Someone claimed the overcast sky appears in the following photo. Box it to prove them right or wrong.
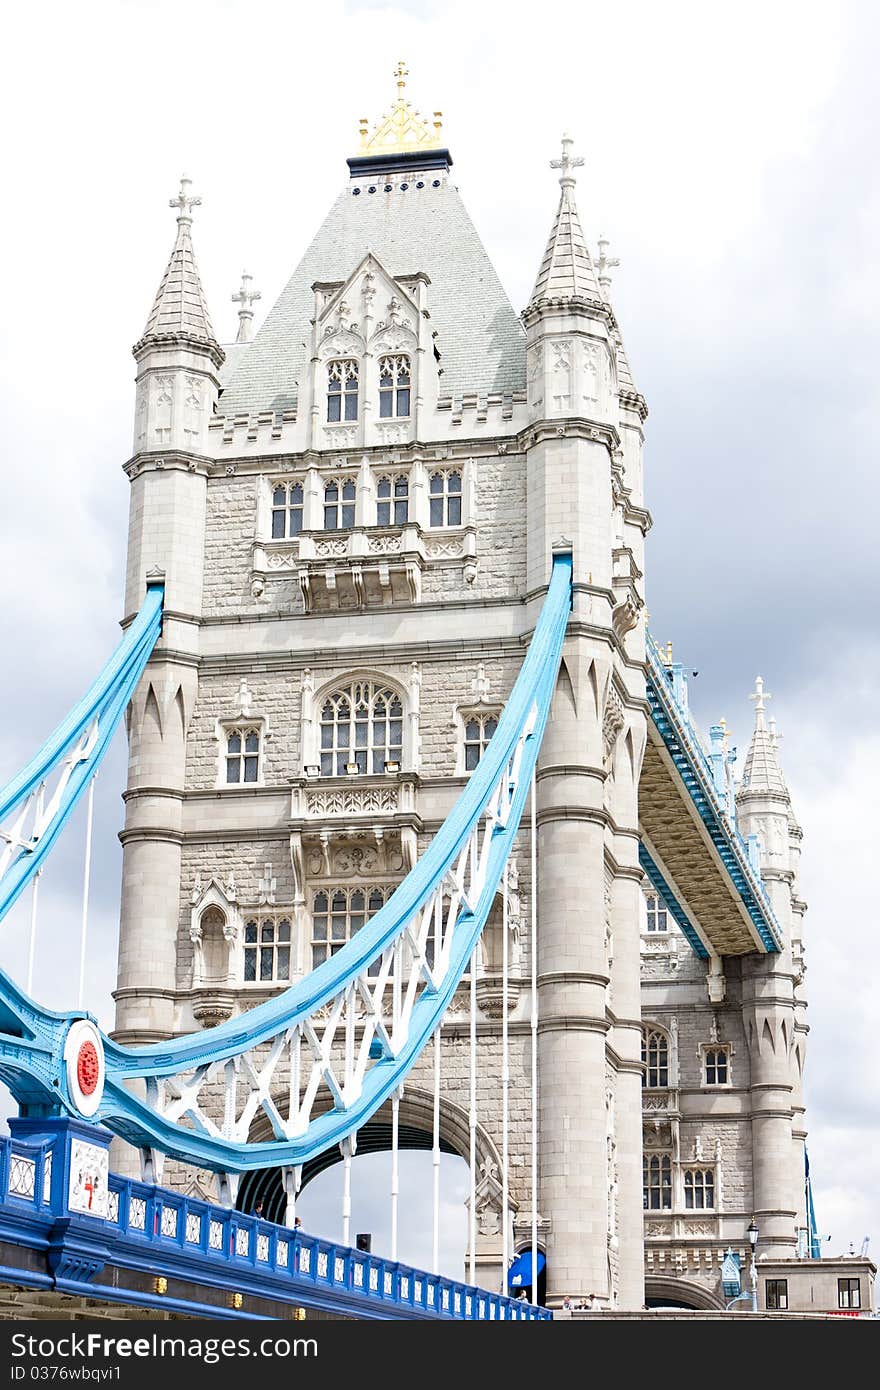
[1,0,878,1280]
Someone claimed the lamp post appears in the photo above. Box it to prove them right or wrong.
[747,1218,759,1312]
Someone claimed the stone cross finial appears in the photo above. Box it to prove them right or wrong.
[550,133,584,188]
[170,175,201,224]
[596,235,621,291]
[749,675,771,722]
[232,271,261,344]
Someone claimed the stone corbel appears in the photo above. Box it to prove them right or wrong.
[289,831,305,902]
[401,826,418,871]
[297,567,311,612]
[351,564,365,607]
[612,591,642,640]
[319,830,332,878]
[707,954,726,1004]
[405,559,421,603]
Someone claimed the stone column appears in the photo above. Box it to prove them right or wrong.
[536,637,610,1304]
[741,953,798,1254]
[608,712,647,1308]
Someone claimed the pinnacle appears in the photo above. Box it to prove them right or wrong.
[529,184,602,305]
[137,177,222,360]
[740,676,789,797]
[529,136,602,307]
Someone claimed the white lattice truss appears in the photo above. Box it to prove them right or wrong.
[0,719,98,886]
[141,703,537,1170]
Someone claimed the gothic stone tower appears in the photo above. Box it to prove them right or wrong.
[115,71,808,1311]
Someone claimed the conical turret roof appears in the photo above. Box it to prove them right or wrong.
[136,177,223,364]
[529,136,602,306]
[740,677,789,797]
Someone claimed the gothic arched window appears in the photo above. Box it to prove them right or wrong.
[463,712,499,772]
[703,1047,730,1086]
[429,470,462,527]
[327,359,359,422]
[641,1028,669,1088]
[243,916,291,983]
[645,894,667,933]
[226,726,261,784]
[324,478,356,530]
[272,482,304,539]
[311,886,388,970]
[378,355,411,418]
[376,474,409,526]
[643,1153,672,1210]
[319,680,404,776]
[684,1168,715,1209]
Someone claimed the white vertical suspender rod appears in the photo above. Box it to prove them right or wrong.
[432,1024,441,1274]
[391,1088,400,1261]
[341,1136,354,1248]
[469,944,477,1287]
[530,767,539,1302]
[26,785,46,998]
[26,871,41,998]
[501,854,510,1293]
[77,776,96,1010]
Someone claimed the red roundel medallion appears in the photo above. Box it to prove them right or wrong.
[76,1040,100,1096]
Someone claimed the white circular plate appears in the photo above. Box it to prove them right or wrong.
[63,1019,105,1118]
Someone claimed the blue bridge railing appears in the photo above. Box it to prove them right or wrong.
[0,1127,550,1321]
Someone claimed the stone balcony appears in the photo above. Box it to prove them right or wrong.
[289,774,423,888]
[251,524,477,611]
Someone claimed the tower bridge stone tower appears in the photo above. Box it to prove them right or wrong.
[115,69,810,1311]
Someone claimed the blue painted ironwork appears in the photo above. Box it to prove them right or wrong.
[0,557,572,1177]
[638,843,708,960]
[0,1126,550,1321]
[644,637,781,953]
[805,1147,821,1259]
[0,582,165,925]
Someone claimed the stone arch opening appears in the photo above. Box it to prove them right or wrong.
[196,906,229,987]
[236,1088,503,1234]
[644,1276,722,1310]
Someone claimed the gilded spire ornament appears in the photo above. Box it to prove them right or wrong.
[356,60,443,156]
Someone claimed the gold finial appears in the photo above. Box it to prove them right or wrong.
[355,62,443,157]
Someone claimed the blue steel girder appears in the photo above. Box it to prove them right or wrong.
[642,640,781,956]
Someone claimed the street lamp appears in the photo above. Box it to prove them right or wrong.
[747,1218,759,1312]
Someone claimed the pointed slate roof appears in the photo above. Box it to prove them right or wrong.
[136,177,222,362]
[529,137,601,307]
[740,677,789,796]
[141,223,218,344]
[530,185,601,304]
[219,174,525,416]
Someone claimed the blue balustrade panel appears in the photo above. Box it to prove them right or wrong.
[0,1135,550,1320]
